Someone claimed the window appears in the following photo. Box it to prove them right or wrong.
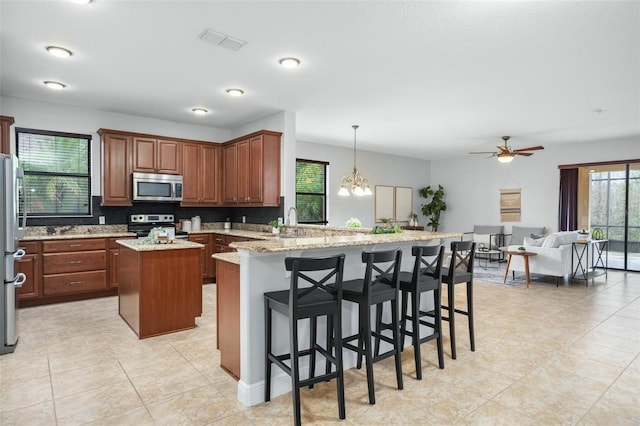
[16,128,91,217]
[296,159,327,224]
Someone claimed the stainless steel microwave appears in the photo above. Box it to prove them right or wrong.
[132,172,183,202]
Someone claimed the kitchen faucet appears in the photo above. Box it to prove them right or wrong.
[287,206,298,236]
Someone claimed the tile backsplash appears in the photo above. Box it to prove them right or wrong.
[25,196,285,227]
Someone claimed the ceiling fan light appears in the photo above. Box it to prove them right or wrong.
[497,153,514,163]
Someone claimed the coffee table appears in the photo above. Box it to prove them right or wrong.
[504,250,538,288]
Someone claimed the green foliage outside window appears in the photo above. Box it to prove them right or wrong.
[296,160,327,224]
[17,129,91,216]
[590,169,640,243]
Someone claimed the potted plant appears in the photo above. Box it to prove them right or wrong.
[268,219,281,234]
[419,185,447,232]
[379,217,392,228]
[408,213,419,227]
[345,217,362,228]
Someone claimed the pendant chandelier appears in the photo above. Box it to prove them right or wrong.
[338,125,372,196]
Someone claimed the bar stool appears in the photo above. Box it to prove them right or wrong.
[396,244,445,380]
[337,248,403,405]
[264,254,346,426]
[441,241,476,359]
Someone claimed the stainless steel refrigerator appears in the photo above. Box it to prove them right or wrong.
[1,154,27,355]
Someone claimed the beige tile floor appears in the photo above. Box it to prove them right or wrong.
[1,271,639,425]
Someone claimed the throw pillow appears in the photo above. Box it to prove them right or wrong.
[524,236,545,247]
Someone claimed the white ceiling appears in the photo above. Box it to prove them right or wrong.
[1,1,638,160]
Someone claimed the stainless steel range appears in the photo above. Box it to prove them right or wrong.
[127,214,188,239]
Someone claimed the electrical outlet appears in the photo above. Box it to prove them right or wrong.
[98,216,106,225]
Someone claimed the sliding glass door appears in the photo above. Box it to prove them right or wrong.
[588,163,639,271]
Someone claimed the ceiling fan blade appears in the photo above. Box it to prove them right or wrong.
[513,145,544,153]
[514,152,533,156]
[469,151,497,155]
[496,145,510,153]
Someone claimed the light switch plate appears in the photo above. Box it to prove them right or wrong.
[98,216,106,225]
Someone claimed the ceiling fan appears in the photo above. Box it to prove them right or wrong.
[469,136,544,163]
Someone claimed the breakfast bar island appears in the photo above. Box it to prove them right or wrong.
[218,229,461,406]
[117,239,204,339]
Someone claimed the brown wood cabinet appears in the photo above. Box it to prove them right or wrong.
[0,115,15,154]
[99,129,132,206]
[188,234,215,281]
[16,241,41,300]
[223,130,281,206]
[42,238,107,297]
[108,237,135,288]
[215,259,240,380]
[133,137,181,175]
[181,142,221,206]
[118,244,202,338]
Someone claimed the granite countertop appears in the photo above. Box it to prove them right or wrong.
[229,231,462,253]
[187,229,275,240]
[22,225,136,241]
[212,252,240,265]
[116,239,204,252]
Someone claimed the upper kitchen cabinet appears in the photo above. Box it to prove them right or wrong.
[0,115,15,154]
[223,130,281,206]
[182,142,221,206]
[99,129,132,206]
[133,137,181,175]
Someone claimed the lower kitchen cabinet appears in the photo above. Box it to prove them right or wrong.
[108,237,135,288]
[16,241,41,300]
[189,234,215,282]
[215,258,240,380]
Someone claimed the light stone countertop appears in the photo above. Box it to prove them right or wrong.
[211,252,240,265]
[188,229,275,240]
[116,238,204,252]
[22,232,136,241]
[230,230,462,253]
[22,225,135,241]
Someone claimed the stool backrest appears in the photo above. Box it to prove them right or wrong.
[361,248,402,296]
[285,254,346,307]
[445,241,476,282]
[412,244,445,283]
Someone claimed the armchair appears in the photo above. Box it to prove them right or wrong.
[463,225,505,264]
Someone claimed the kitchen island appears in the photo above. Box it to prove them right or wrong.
[221,230,461,406]
[117,238,204,338]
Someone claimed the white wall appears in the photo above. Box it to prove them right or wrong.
[0,96,230,196]
[297,140,431,227]
[431,136,640,234]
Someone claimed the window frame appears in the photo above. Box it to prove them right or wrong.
[15,127,92,218]
[295,158,328,225]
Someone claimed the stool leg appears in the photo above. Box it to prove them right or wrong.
[326,315,333,377]
[334,311,346,420]
[362,303,376,404]
[391,294,404,390]
[309,316,317,388]
[374,302,383,356]
[400,290,409,352]
[448,282,457,360]
[467,281,475,352]
[412,288,422,380]
[434,288,444,369]
[264,299,272,402]
[290,315,302,426]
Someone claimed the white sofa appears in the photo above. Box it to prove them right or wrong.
[507,231,579,279]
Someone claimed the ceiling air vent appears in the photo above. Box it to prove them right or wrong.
[197,28,245,51]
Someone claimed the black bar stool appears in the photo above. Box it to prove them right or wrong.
[336,248,403,405]
[441,241,476,359]
[396,244,446,380]
[264,254,346,426]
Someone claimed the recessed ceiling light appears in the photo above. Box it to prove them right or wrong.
[226,88,244,97]
[279,57,301,68]
[43,81,66,90]
[46,46,73,58]
[192,108,208,115]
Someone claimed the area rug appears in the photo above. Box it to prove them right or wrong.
[472,265,548,286]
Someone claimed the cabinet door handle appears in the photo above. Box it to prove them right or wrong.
[69,281,83,285]
[69,260,83,264]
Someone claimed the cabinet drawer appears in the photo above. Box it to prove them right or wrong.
[19,241,41,254]
[43,251,106,274]
[43,238,105,253]
[43,270,107,296]
[189,235,211,244]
